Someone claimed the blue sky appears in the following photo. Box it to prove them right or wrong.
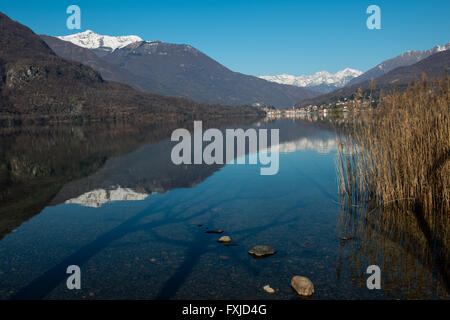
[1,0,449,76]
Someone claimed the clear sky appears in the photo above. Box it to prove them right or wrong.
[1,0,449,76]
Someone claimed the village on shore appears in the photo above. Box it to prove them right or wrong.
[257,95,376,119]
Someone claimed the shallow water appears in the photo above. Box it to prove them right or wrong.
[0,118,448,299]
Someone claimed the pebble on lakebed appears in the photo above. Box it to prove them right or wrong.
[291,276,314,297]
[205,230,224,234]
[217,236,232,243]
[248,245,276,258]
[263,285,275,294]
[339,236,356,241]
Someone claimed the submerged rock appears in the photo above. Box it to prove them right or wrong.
[217,236,232,243]
[263,285,275,294]
[205,230,223,234]
[248,245,276,258]
[291,276,314,297]
[339,236,356,241]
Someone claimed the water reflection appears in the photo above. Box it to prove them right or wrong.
[0,117,447,300]
[65,187,150,208]
[0,117,336,238]
[46,119,337,209]
[336,202,449,299]
[335,132,450,299]
[1,118,343,300]
[0,118,259,239]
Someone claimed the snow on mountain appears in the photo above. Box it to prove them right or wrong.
[260,68,362,91]
[348,42,450,86]
[65,186,149,208]
[374,43,450,72]
[395,43,450,64]
[57,30,142,52]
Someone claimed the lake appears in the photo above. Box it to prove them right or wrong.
[0,117,448,299]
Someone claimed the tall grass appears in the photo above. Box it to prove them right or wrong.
[336,74,449,215]
[335,75,450,297]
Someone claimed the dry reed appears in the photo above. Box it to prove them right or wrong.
[334,75,450,297]
[336,74,449,216]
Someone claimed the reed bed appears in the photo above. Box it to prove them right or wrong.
[335,75,450,297]
[336,74,449,216]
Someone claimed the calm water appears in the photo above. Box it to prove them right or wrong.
[0,118,448,299]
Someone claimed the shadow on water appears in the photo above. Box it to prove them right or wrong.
[2,116,367,299]
[335,194,450,299]
[11,181,309,299]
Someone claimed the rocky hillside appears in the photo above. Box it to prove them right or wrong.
[44,31,319,108]
[0,12,262,121]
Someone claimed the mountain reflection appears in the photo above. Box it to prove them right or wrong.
[53,119,337,208]
[278,137,336,154]
[0,118,253,239]
[0,118,336,237]
[65,186,150,208]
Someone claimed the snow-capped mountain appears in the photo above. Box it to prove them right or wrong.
[260,68,362,93]
[57,30,142,56]
[347,43,450,86]
[47,30,318,106]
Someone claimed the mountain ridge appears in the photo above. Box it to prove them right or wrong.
[260,68,362,93]
[0,12,262,121]
[297,49,450,107]
[347,43,450,86]
[45,31,319,107]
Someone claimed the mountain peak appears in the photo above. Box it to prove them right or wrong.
[433,43,450,52]
[259,68,362,93]
[57,30,143,52]
[338,67,361,74]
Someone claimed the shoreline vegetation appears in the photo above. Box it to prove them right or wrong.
[335,75,449,297]
[336,74,449,214]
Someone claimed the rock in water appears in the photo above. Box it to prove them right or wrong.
[205,230,224,234]
[263,285,275,294]
[218,236,232,243]
[339,236,356,241]
[248,245,276,258]
[291,276,314,297]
